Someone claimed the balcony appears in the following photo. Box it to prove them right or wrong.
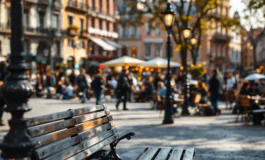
[38,0,49,6]
[24,0,38,5]
[208,12,222,20]
[66,0,88,14]
[212,33,231,42]
[119,34,141,40]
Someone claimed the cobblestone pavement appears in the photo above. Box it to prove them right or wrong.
[1,98,265,160]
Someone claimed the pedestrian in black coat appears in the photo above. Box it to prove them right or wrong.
[116,69,130,110]
[209,69,223,115]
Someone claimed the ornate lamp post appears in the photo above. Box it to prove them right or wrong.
[0,0,34,158]
[162,3,175,124]
[181,24,192,116]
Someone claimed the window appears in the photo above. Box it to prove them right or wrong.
[155,28,161,36]
[91,18,95,28]
[24,10,30,29]
[24,40,30,55]
[197,49,201,60]
[39,12,45,29]
[0,41,2,55]
[52,14,59,28]
[80,40,85,49]
[80,19,84,32]
[55,41,60,56]
[106,0,110,13]
[122,24,126,37]
[155,44,162,57]
[7,38,11,53]
[99,19,102,29]
[106,22,109,31]
[130,26,136,37]
[68,39,74,47]
[145,43,152,58]
[68,16,73,27]
[7,8,11,28]
[145,22,151,35]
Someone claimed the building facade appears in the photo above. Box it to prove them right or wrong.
[0,0,63,75]
[118,0,231,67]
[256,29,265,67]
[0,0,120,75]
[229,11,241,71]
[206,0,231,71]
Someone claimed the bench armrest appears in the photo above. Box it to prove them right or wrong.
[105,132,135,160]
[114,132,135,147]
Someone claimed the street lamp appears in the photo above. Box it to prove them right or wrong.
[181,24,193,116]
[190,35,198,46]
[0,0,34,158]
[162,3,175,124]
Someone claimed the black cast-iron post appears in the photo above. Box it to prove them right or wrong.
[163,29,174,124]
[0,0,34,158]
[182,39,190,115]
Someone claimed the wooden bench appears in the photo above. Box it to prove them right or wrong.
[138,147,195,160]
[24,104,195,160]
[26,104,135,159]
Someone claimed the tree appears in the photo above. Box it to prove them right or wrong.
[120,0,221,65]
[226,0,265,69]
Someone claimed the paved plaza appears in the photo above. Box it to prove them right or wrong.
[1,98,265,160]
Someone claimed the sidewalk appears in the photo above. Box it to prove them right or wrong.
[1,99,265,159]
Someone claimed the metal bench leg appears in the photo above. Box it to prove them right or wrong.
[105,132,135,160]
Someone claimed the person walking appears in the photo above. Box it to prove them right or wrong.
[45,71,56,99]
[116,69,130,110]
[209,69,223,115]
[68,69,76,86]
[76,69,89,103]
[0,61,8,126]
[91,70,105,105]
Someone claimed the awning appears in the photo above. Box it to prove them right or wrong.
[89,36,116,51]
[104,39,122,49]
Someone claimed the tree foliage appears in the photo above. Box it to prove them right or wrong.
[120,0,224,65]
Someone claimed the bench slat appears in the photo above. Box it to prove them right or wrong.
[183,148,194,160]
[154,147,171,160]
[33,115,113,148]
[27,105,105,127]
[138,147,159,160]
[168,148,184,160]
[66,135,118,160]
[44,129,116,160]
[28,110,109,137]
[35,123,114,159]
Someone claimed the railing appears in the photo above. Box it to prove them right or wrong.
[212,33,231,42]
[119,34,141,40]
[67,0,87,12]
[25,0,38,3]
[38,0,49,5]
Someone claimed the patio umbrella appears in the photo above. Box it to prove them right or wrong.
[139,57,181,68]
[102,56,145,67]
[244,73,265,81]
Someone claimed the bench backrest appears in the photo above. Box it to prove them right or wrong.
[237,95,252,108]
[26,104,118,160]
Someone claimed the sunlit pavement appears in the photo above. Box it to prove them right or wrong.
[1,98,265,160]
